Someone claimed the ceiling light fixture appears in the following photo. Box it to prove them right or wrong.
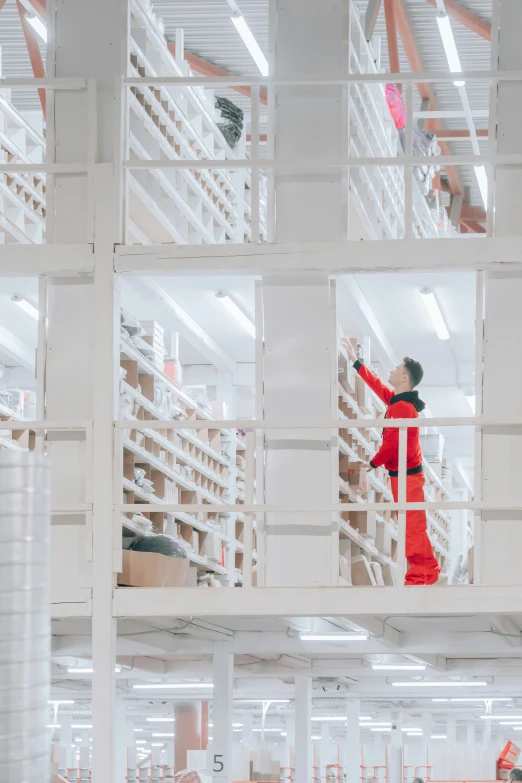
[480,716,522,720]
[311,717,348,722]
[26,13,47,42]
[392,681,488,688]
[252,728,285,732]
[235,700,290,704]
[11,294,39,320]
[71,725,92,729]
[226,0,268,77]
[431,734,447,739]
[420,289,450,341]
[152,743,165,747]
[146,718,174,723]
[406,732,423,736]
[48,700,75,705]
[372,664,426,671]
[133,683,213,690]
[215,292,255,338]
[452,698,512,703]
[499,722,522,726]
[152,733,175,738]
[300,634,368,642]
[435,10,465,87]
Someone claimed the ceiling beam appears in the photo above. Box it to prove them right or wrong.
[168,44,267,106]
[393,0,463,195]
[16,0,46,118]
[365,0,383,41]
[0,323,34,370]
[423,0,491,42]
[384,0,401,93]
[487,616,522,648]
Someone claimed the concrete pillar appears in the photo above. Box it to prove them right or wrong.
[175,703,202,771]
[344,699,360,783]
[262,0,348,587]
[212,648,234,783]
[479,1,522,584]
[48,2,127,782]
[294,675,312,783]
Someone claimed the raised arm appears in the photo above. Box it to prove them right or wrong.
[353,360,394,405]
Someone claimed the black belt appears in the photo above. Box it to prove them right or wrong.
[388,464,423,478]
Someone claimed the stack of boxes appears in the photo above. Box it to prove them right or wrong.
[140,320,165,370]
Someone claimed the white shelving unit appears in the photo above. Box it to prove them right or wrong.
[119,315,254,586]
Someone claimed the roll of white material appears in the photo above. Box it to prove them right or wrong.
[0,451,51,783]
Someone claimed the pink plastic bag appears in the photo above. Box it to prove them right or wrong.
[385,83,406,129]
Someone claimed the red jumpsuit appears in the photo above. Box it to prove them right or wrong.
[354,362,440,586]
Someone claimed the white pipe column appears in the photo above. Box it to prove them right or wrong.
[388,713,402,783]
[321,721,331,779]
[212,648,234,783]
[284,715,295,775]
[61,715,73,770]
[294,675,312,783]
[479,0,522,585]
[344,698,360,783]
[262,0,347,587]
[242,712,254,751]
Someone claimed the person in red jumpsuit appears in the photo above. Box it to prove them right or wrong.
[345,345,440,585]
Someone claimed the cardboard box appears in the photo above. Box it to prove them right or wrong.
[345,466,368,495]
[350,510,376,538]
[118,550,189,587]
[376,519,392,555]
[351,554,377,586]
[339,555,351,583]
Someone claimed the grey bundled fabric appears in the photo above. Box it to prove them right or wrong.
[129,534,187,558]
[215,96,243,148]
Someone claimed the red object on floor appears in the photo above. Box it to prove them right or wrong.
[390,472,440,585]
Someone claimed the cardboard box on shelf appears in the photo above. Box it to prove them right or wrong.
[355,376,372,413]
[339,555,351,583]
[345,465,368,495]
[376,519,392,555]
[118,550,189,587]
[370,561,385,586]
[349,510,376,539]
[351,554,377,586]
[202,531,222,562]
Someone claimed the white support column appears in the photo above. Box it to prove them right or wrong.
[212,648,234,783]
[321,721,331,779]
[262,0,348,588]
[294,675,312,783]
[61,715,73,770]
[242,712,254,751]
[388,713,402,783]
[115,698,127,783]
[480,0,522,584]
[344,698,360,783]
[284,715,295,775]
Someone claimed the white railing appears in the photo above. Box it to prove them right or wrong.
[114,414,514,589]
[122,69,522,242]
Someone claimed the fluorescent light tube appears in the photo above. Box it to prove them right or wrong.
[406,732,422,736]
[420,288,450,340]
[67,667,120,674]
[431,734,447,739]
[432,699,449,702]
[252,728,285,732]
[474,165,488,210]
[152,743,165,746]
[235,699,290,703]
[215,292,255,338]
[451,698,512,703]
[311,717,348,722]
[372,665,426,671]
[392,681,487,687]
[152,733,175,737]
[364,723,392,728]
[499,722,522,726]
[48,700,75,705]
[232,723,243,728]
[71,724,92,729]
[133,683,213,690]
[12,294,39,319]
[134,729,144,732]
[26,13,47,42]
[146,718,174,722]
[300,634,368,641]
[230,14,268,77]
[136,741,147,745]
[311,736,321,740]
[402,727,422,732]
[480,716,522,720]
[436,12,464,86]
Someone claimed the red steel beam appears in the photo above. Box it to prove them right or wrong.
[393,0,463,195]
[16,0,46,118]
[384,0,401,92]
[168,44,267,106]
[424,0,490,41]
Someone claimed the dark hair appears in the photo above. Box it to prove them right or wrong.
[510,770,522,781]
[403,356,424,388]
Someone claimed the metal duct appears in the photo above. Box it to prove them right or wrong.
[0,451,51,783]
